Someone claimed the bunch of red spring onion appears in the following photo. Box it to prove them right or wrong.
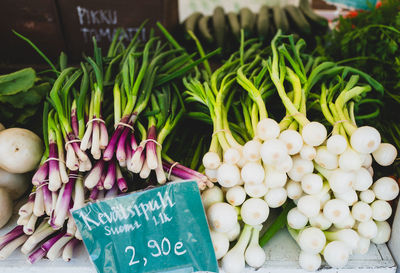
[0,24,219,263]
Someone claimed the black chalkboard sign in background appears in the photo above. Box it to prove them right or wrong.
[0,0,179,71]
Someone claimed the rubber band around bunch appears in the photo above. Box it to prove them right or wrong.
[64,139,81,150]
[44,157,66,164]
[140,139,162,148]
[115,122,135,131]
[86,118,105,127]
[167,161,179,180]
[212,129,229,137]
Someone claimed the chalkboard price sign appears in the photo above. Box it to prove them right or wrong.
[72,181,218,273]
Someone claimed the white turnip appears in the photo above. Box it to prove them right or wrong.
[0,128,43,173]
[0,188,13,228]
[0,168,30,200]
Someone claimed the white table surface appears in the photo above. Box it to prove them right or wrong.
[0,212,397,273]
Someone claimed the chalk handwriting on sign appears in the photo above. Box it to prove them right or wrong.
[72,181,218,273]
[75,6,146,43]
[124,237,187,267]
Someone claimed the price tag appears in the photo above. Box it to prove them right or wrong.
[325,0,378,10]
[72,181,218,273]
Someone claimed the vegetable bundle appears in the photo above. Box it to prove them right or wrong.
[185,31,399,272]
[316,0,400,176]
[0,25,219,262]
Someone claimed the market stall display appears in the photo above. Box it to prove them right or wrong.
[0,1,399,273]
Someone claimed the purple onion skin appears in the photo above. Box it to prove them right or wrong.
[145,126,157,167]
[97,170,106,190]
[49,141,59,175]
[103,115,130,161]
[28,247,47,264]
[42,184,52,214]
[126,141,133,162]
[163,161,207,180]
[71,108,79,138]
[53,176,76,229]
[0,225,24,250]
[104,160,116,189]
[42,232,67,252]
[130,133,138,150]
[116,127,129,162]
[89,187,99,201]
[105,183,118,198]
[117,177,128,192]
[32,162,49,186]
[162,162,202,180]
[85,159,105,189]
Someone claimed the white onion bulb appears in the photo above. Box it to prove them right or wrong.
[357,219,378,239]
[203,151,221,169]
[299,251,321,272]
[225,222,241,242]
[302,121,327,146]
[210,231,229,259]
[300,144,317,161]
[309,213,332,230]
[360,190,375,204]
[350,126,381,154]
[264,167,287,188]
[353,167,373,191]
[287,208,308,229]
[274,154,293,173]
[301,173,323,195]
[372,143,397,166]
[279,129,303,155]
[371,221,391,244]
[323,241,351,268]
[315,146,338,169]
[243,140,262,162]
[287,156,314,182]
[244,183,268,198]
[226,186,246,206]
[298,227,326,254]
[297,195,321,218]
[224,148,242,165]
[334,215,355,229]
[286,180,303,200]
[260,139,288,165]
[339,148,363,171]
[334,189,358,206]
[201,187,224,210]
[372,177,399,201]
[205,168,218,182]
[207,202,238,233]
[371,200,392,221]
[351,201,372,222]
[241,162,265,185]
[257,118,280,141]
[328,169,355,194]
[327,134,347,155]
[217,163,241,188]
[240,198,270,226]
[355,236,370,255]
[323,199,350,223]
[264,187,287,208]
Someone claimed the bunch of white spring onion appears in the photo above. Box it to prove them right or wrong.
[264,34,399,271]
[185,30,399,272]
[0,25,218,262]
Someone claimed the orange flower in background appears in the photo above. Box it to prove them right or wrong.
[346,10,359,18]
[376,1,382,8]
